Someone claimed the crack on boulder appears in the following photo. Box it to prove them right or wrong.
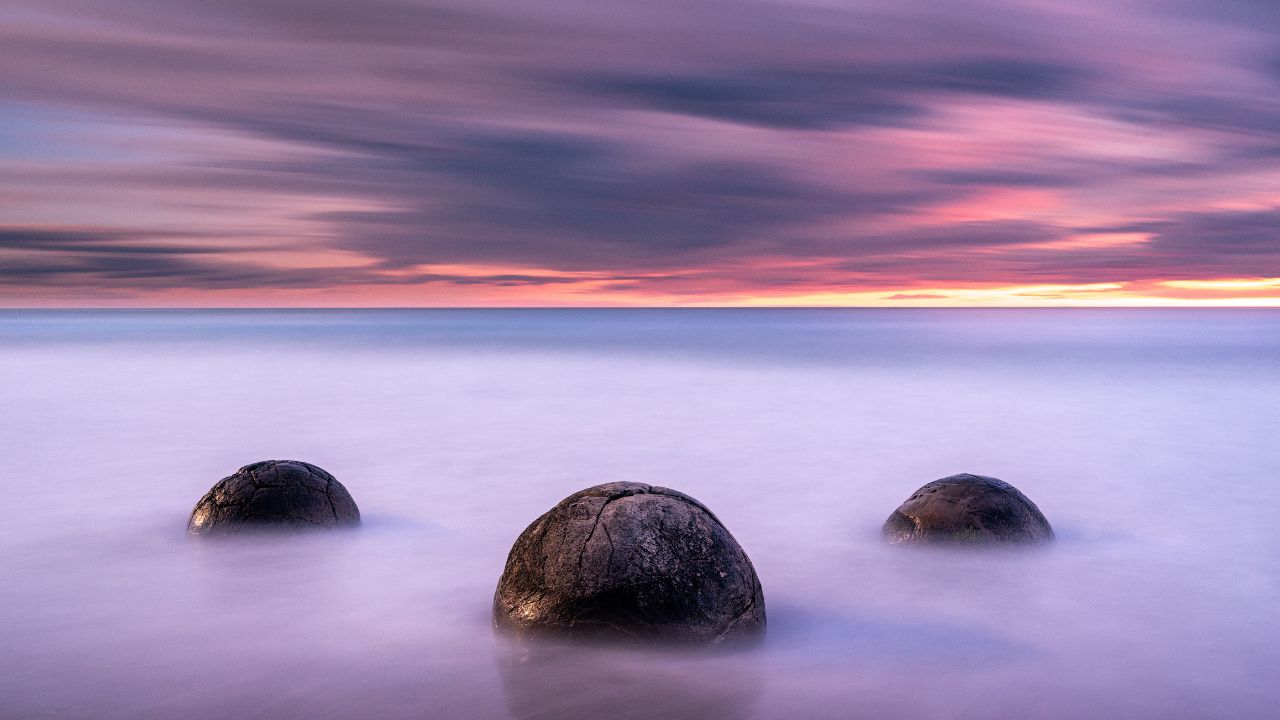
[575,485,648,573]
[322,469,339,521]
[713,594,758,645]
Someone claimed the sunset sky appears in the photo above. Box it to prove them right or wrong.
[2,0,1279,306]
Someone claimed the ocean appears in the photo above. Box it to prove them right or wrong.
[1,309,1276,719]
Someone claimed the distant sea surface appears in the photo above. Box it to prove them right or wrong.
[1,309,1277,719]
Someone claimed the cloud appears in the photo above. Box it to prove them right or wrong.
[912,169,1076,188]
[0,228,234,256]
[1137,209,1280,261]
[855,209,1280,286]
[5,206,1278,297]
[1,0,1279,302]
[557,58,1087,130]
[560,72,920,131]
[0,227,601,290]
[289,126,961,271]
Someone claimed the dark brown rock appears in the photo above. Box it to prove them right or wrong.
[494,482,765,645]
[883,473,1053,545]
[187,460,360,535]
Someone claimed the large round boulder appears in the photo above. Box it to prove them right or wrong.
[187,460,360,535]
[494,482,765,645]
[882,473,1052,545]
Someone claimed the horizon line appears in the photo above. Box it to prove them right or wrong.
[3,305,1279,311]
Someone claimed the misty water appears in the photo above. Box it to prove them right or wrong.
[1,309,1277,719]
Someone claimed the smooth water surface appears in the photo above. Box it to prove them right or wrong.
[1,309,1277,719]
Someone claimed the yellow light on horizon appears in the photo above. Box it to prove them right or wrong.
[725,280,1280,308]
[1162,278,1280,290]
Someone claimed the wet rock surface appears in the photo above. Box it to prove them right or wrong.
[187,460,360,535]
[494,482,766,645]
[883,473,1053,545]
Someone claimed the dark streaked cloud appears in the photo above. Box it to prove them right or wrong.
[561,70,921,131]
[275,126,962,270]
[1139,209,1280,259]
[558,58,1087,130]
[1169,0,1280,30]
[912,169,1077,189]
[0,225,602,289]
[0,228,237,256]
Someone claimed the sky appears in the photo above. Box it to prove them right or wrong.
[2,0,1279,307]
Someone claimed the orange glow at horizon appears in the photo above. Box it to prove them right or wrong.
[5,274,1280,308]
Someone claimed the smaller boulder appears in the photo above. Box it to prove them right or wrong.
[883,473,1052,545]
[187,460,360,535]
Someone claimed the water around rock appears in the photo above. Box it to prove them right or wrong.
[494,481,765,645]
[497,639,763,720]
[883,473,1053,545]
[187,460,360,535]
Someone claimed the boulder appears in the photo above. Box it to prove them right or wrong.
[883,473,1052,545]
[187,460,360,535]
[494,482,765,645]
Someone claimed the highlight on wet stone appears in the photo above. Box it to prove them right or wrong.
[882,473,1053,545]
[493,482,766,645]
[187,460,360,535]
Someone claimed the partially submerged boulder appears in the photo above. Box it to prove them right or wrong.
[187,460,360,535]
[494,482,765,645]
[883,473,1052,545]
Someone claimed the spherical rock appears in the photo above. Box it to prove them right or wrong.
[883,473,1052,545]
[494,482,766,645]
[187,460,360,535]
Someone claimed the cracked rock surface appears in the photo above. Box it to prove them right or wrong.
[187,460,360,535]
[494,482,766,645]
[883,473,1053,545]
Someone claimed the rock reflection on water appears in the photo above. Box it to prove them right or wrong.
[497,637,763,720]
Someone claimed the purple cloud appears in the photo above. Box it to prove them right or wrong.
[0,0,1278,302]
